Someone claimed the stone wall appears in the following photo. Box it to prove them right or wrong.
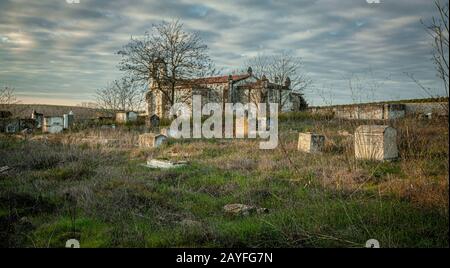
[403,102,448,116]
[312,104,403,120]
[308,101,447,120]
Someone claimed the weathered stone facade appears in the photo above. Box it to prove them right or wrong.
[146,65,303,118]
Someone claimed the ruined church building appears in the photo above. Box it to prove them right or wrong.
[146,60,304,118]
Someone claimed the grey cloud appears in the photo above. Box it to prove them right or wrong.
[0,0,445,106]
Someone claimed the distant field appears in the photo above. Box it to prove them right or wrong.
[0,113,448,248]
[2,104,101,120]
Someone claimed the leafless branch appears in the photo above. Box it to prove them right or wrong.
[95,76,145,113]
[0,85,18,107]
[244,51,311,110]
[118,19,215,110]
[417,0,449,98]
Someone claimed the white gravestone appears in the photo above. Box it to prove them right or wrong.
[354,125,398,161]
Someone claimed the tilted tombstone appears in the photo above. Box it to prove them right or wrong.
[297,132,325,153]
[138,133,167,148]
[354,125,398,161]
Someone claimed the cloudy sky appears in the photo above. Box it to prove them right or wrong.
[0,0,446,106]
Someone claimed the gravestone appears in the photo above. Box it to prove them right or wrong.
[354,125,398,161]
[143,158,187,169]
[42,116,64,134]
[138,133,167,148]
[160,127,178,138]
[63,111,74,129]
[297,132,325,153]
[150,114,160,128]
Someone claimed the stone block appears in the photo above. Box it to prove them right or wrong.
[354,125,398,161]
[297,132,325,153]
[138,133,167,148]
[143,158,187,169]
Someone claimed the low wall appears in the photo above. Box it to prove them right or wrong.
[308,102,447,120]
[403,102,448,116]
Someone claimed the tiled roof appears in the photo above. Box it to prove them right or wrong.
[174,73,288,89]
[235,80,289,90]
[190,74,250,84]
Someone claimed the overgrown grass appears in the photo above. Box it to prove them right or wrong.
[0,115,448,248]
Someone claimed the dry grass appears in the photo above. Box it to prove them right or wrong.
[0,115,448,247]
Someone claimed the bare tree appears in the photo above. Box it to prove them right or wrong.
[0,85,28,119]
[425,0,449,98]
[244,51,311,110]
[118,20,215,107]
[0,85,18,109]
[95,77,144,112]
[408,1,449,102]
